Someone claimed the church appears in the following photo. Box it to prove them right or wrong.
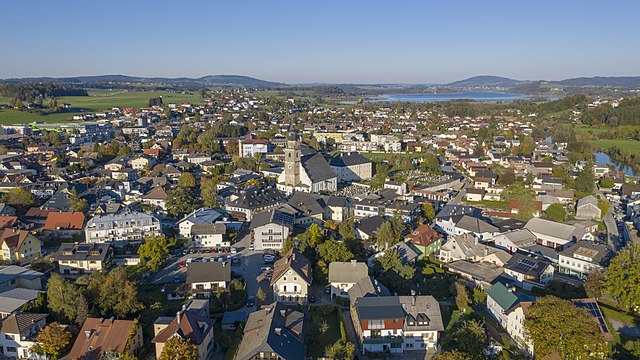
[276,132,337,195]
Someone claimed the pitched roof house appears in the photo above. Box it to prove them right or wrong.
[152,309,215,360]
[328,261,369,299]
[67,318,143,360]
[271,248,312,303]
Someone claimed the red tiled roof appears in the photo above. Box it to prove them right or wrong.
[0,216,18,229]
[406,224,442,247]
[67,318,139,360]
[44,212,85,230]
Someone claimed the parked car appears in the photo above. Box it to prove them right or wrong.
[231,247,237,254]
[179,262,186,268]
[186,258,194,264]
[260,266,273,273]
[232,256,240,264]
[246,296,255,307]
[263,255,275,263]
[324,286,331,294]
[211,248,218,253]
[309,295,316,303]
[249,243,255,251]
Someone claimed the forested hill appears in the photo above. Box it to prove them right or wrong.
[0,83,88,102]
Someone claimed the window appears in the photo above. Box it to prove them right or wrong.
[369,319,385,329]
[5,334,13,340]
[6,347,17,353]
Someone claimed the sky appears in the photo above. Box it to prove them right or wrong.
[1,0,639,84]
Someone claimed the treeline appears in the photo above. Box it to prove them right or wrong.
[0,83,88,102]
[582,98,640,126]
[536,94,590,115]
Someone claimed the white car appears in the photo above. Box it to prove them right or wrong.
[263,255,275,263]
[231,247,237,254]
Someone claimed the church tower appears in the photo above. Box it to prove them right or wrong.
[284,131,301,186]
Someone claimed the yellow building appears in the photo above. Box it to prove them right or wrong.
[0,229,42,264]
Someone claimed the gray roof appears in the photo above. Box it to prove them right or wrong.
[524,218,587,242]
[250,207,294,230]
[287,192,325,216]
[577,195,599,208]
[348,276,390,306]
[329,152,371,167]
[0,288,40,314]
[235,303,305,360]
[186,262,231,284]
[56,243,112,262]
[355,296,406,320]
[0,266,43,287]
[324,196,349,207]
[191,223,226,236]
[328,261,368,284]
[495,229,537,247]
[355,216,386,237]
[435,204,483,220]
[399,295,445,332]
[559,240,611,266]
[226,187,285,210]
[86,211,160,230]
[504,253,552,278]
[446,260,504,283]
[178,207,222,226]
[453,215,499,233]
[301,153,336,183]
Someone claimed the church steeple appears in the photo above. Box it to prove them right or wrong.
[284,131,300,187]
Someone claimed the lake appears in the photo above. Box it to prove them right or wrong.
[595,152,638,176]
[353,92,529,103]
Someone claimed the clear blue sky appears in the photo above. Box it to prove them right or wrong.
[1,0,638,84]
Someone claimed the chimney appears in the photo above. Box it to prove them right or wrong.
[99,317,104,324]
[109,316,114,324]
[274,327,281,336]
[411,289,416,306]
[279,309,286,317]
[85,330,92,339]
[176,311,182,325]
[350,259,357,265]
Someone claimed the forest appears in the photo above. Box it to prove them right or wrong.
[0,83,88,102]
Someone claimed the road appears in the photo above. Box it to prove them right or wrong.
[448,177,471,205]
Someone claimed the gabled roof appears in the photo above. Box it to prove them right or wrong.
[355,296,405,320]
[142,185,167,200]
[0,312,46,335]
[301,153,336,183]
[487,282,534,311]
[524,218,586,242]
[235,303,305,360]
[186,262,231,284]
[504,253,551,278]
[328,261,368,284]
[152,310,215,345]
[191,223,226,236]
[0,229,37,252]
[0,216,18,229]
[329,152,371,167]
[67,318,139,360]
[406,224,442,247]
[399,295,445,332]
[250,207,294,230]
[347,276,390,306]
[43,212,85,230]
[270,248,311,286]
[355,215,386,237]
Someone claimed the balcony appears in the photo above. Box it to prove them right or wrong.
[261,232,282,236]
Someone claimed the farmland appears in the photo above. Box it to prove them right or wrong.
[0,90,201,125]
[594,139,640,153]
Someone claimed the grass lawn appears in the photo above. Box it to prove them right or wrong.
[307,306,342,359]
[360,151,426,162]
[0,90,201,125]
[593,139,640,153]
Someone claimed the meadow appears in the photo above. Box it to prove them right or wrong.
[0,90,201,124]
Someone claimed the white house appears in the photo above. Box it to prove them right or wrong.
[0,313,47,359]
[249,207,294,250]
[328,261,369,299]
[186,262,231,298]
[177,207,222,238]
[85,212,161,245]
[524,218,593,250]
[558,241,610,280]
[191,223,227,248]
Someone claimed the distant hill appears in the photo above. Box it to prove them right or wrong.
[0,74,285,88]
[445,76,529,88]
[555,76,640,88]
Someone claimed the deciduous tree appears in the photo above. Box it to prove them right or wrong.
[166,188,200,216]
[524,296,607,360]
[138,234,170,272]
[1,187,35,206]
[604,244,640,311]
[454,282,470,313]
[454,320,488,360]
[544,203,567,222]
[31,322,72,359]
[158,336,198,360]
[47,274,83,323]
[177,172,196,188]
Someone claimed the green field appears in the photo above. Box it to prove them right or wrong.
[0,90,201,125]
[594,139,640,153]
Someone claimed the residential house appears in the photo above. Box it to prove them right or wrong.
[404,224,443,257]
[141,186,168,211]
[250,207,294,251]
[43,211,85,238]
[271,248,312,303]
[558,241,610,280]
[355,215,386,241]
[436,214,498,241]
[234,303,305,360]
[492,229,537,253]
[55,243,113,276]
[576,195,602,220]
[328,261,369,299]
[67,318,143,360]
[486,283,535,356]
[225,187,285,221]
[191,223,227,248]
[0,266,43,290]
[0,229,42,264]
[153,308,215,360]
[85,211,161,245]
[438,233,512,265]
[465,188,485,202]
[0,313,47,359]
[446,260,504,289]
[131,154,156,171]
[502,253,554,291]
[186,262,231,298]
[177,207,222,238]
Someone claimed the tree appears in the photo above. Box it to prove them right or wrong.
[376,221,400,250]
[148,97,163,107]
[454,282,470,313]
[158,336,199,360]
[574,165,595,194]
[178,172,196,188]
[75,293,89,326]
[604,244,640,311]
[421,202,435,221]
[166,188,200,216]
[338,217,355,242]
[524,296,607,360]
[421,152,439,173]
[454,320,488,360]
[69,188,89,213]
[1,186,35,207]
[497,167,516,186]
[200,177,219,208]
[256,287,266,305]
[325,340,355,360]
[308,223,322,247]
[95,268,144,318]
[624,339,640,357]
[138,234,171,272]
[544,203,567,222]
[599,177,615,189]
[583,268,604,300]
[435,350,468,360]
[47,274,83,323]
[31,322,72,359]
[377,248,414,280]
[318,240,354,264]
